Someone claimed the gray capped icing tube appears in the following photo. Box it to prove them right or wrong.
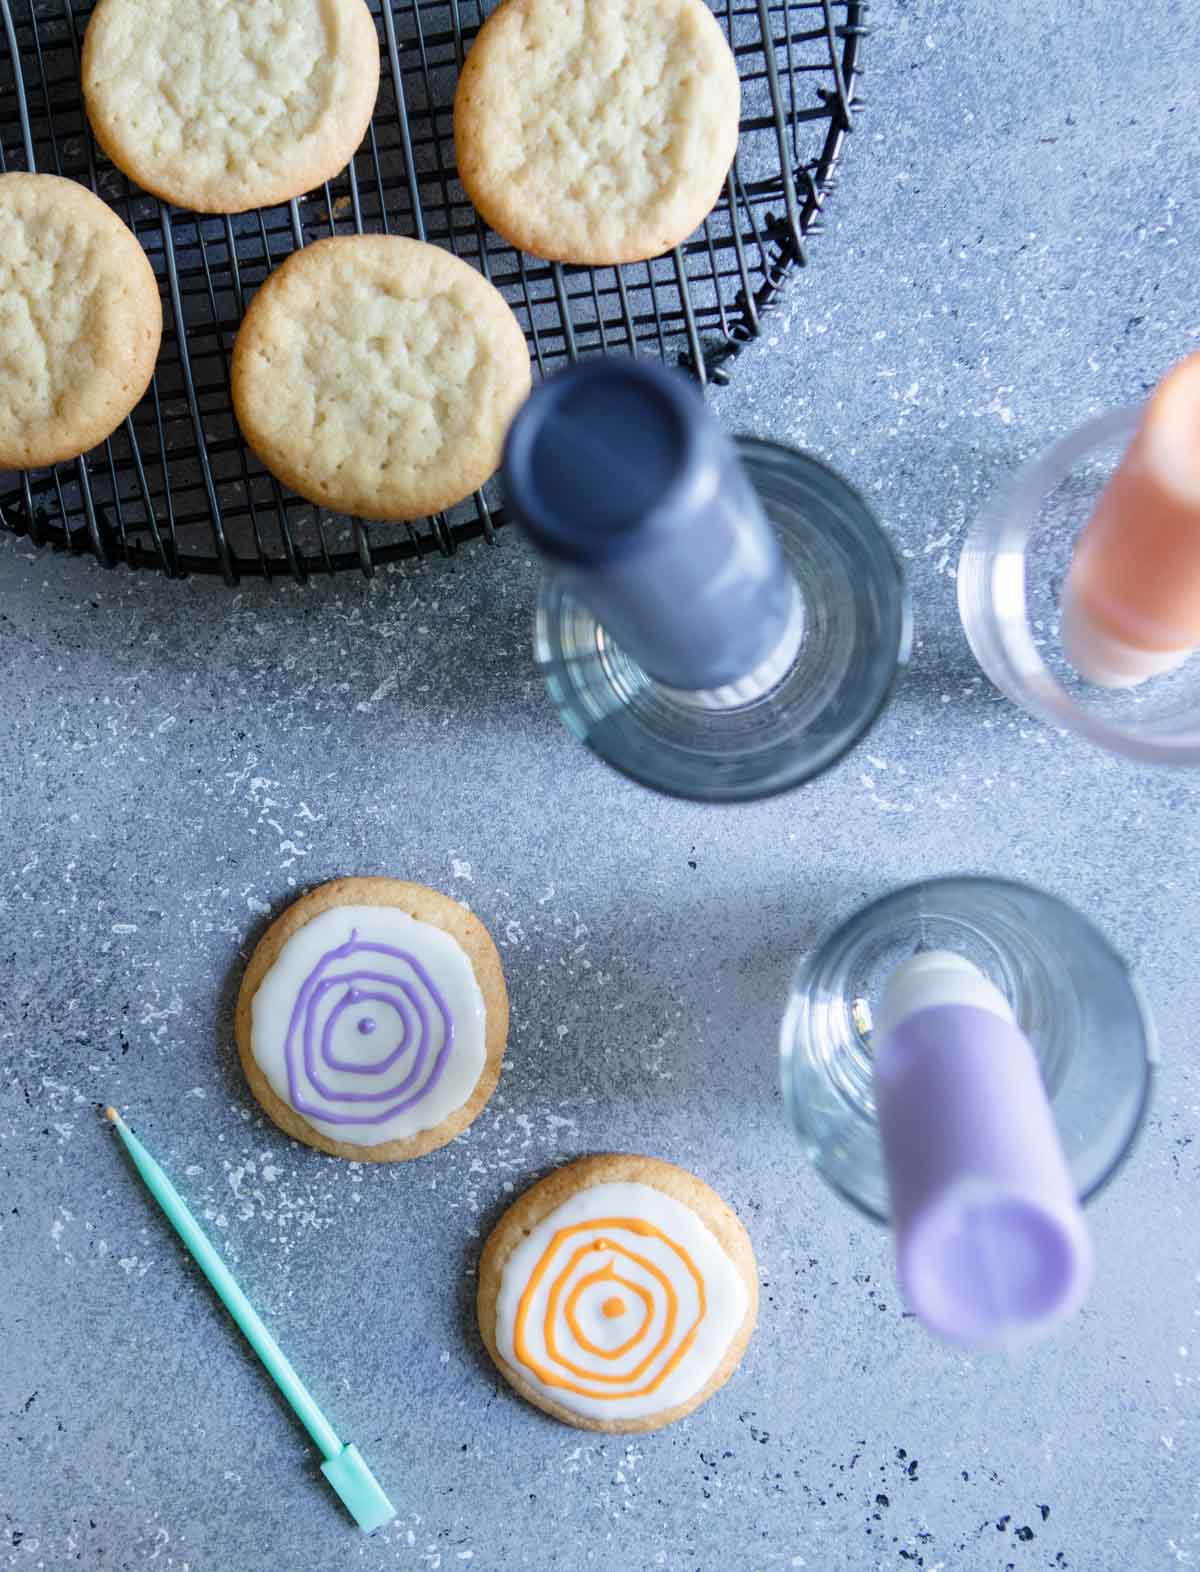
[506,357,909,801]
[502,358,803,699]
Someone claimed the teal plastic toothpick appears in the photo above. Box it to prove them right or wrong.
[105,1107,394,1533]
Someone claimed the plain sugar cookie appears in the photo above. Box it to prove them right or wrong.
[82,0,380,213]
[230,235,532,520]
[478,1155,758,1431]
[454,0,741,264]
[235,878,508,1162]
[0,173,161,470]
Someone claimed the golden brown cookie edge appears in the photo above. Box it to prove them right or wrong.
[477,1153,758,1432]
[229,234,531,519]
[452,0,741,265]
[234,876,508,1163]
[0,172,163,469]
[81,0,381,214]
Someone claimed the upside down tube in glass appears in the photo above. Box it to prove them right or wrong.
[502,359,910,803]
[779,876,1155,1349]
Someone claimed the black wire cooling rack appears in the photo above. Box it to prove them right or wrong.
[0,0,865,582]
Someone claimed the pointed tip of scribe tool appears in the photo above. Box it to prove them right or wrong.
[104,1105,121,1123]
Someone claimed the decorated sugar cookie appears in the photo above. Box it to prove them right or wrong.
[235,877,507,1162]
[478,1155,757,1432]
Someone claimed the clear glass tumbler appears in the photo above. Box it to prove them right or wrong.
[535,438,911,803]
[958,408,1200,764]
[780,875,1155,1221]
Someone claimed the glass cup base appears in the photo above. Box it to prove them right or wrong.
[780,876,1154,1222]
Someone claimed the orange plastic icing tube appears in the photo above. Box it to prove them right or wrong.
[1062,351,1200,687]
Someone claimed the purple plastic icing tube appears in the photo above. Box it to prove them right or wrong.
[873,952,1092,1349]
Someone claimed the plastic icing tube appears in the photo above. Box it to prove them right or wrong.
[502,358,802,696]
[1062,351,1200,687]
[873,952,1092,1350]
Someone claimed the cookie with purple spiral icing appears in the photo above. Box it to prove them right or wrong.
[235,877,507,1162]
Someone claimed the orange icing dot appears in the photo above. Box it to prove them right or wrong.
[512,1216,707,1402]
[564,1263,653,1360]
[601,1297,626,1319]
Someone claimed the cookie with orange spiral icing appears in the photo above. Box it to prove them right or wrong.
[478,1155,757,1432]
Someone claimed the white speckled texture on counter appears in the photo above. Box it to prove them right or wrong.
[3,2,1198,1569]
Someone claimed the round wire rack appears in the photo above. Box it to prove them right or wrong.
[0,0,866,583]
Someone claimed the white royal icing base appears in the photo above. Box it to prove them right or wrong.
[495,1181,749,1422]
[250,905,487,1147]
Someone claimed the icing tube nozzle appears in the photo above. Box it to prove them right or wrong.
[873,952,1092,1350]
[501,358,803,697]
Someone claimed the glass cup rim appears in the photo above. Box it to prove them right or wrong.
[536,437,912,803]
[958,405,1200,765]
[779,873,1158,1224]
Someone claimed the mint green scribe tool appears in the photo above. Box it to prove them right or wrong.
[105,1107,394,1533]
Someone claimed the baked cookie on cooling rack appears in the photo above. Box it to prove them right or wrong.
[478,1154,758,1432]
[81,0,380,213]
[235,877,509,1163]
[454,0,741,265]
[230,235,531,520]
[0,173,161,470]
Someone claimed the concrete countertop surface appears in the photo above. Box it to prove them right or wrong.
[3,2,1197,1569]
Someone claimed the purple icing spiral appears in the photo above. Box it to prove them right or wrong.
[283,929,454,1127]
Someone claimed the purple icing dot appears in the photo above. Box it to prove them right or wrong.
[357,1017,377,1036]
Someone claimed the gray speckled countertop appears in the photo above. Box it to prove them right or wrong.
[4,3,1199,1569]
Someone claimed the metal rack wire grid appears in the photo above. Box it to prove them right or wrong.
[0,0,865,583]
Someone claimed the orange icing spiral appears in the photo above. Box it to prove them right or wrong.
[512,1217,707,1400]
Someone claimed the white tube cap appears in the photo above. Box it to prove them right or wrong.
[875,950,1013,1042]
